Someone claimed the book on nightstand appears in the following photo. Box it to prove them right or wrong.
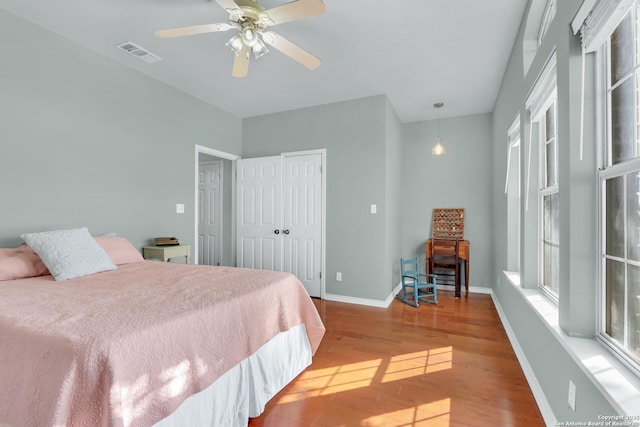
[154,237,180,246]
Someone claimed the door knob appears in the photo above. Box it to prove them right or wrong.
[283,229,290,234]
[274,229,280,234]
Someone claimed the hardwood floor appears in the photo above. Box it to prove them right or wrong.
[249,290,545,427]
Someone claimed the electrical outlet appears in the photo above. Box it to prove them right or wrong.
[176,203,185,214]
[336,272,342,281]
[568,380,576,411]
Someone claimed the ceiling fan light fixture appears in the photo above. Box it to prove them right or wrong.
[252,38,269,59]
[225,34,244,55]
[241,25,259,47]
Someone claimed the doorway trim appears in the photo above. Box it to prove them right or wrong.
[194,145,240,265]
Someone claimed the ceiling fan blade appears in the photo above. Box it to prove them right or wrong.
[262,31,321,70]
[215,0,244,20]
[232,45,250,78]
[215,0,240,11]
[155,23,236,38]
[261,0,325,26]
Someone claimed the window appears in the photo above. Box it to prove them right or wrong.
[537,0,556,46]
[506,118,521,272]
[524,0,559,76]
[599,3,640,372]
[526,53,559,300]
[539,100,559,299]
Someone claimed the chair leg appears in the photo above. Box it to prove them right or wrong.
[465,264,469,296]
[398,286,409,305]
[431,283,438,304]
[466,259,470,295]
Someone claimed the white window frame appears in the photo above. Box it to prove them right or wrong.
[506,117,521,273]
[526,52,559,302]
[536,97,560,301]
[597,2,640,375]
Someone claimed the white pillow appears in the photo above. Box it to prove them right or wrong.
[21,227,116,281]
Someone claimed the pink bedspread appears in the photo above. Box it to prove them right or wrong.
[0,261,325,427]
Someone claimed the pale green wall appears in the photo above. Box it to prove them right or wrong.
[242,96,391,301]
[491,0,616,420]
[0,9,242,251]
[401,113,494,285]
[1,0,630,419]
[385,100,403,294]
[243,96,494,300]
[1,5,495,302]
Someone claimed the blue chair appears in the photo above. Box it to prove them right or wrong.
[398,258,438,306]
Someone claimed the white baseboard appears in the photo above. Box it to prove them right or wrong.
[324,283,493,308]
[435,284,492,295]
[323,293,393,308]
[490,291,556,426]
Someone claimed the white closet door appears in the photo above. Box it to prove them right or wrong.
[198,161,222,266]
[282,153,322,297]
[236,152,323,298]
[236,156,282,271]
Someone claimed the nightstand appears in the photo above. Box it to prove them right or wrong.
[143,245,190,264]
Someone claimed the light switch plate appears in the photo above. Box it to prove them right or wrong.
[370,204,377,214]
[176,203,185,214]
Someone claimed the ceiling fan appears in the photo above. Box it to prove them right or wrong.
[155,0,325,78]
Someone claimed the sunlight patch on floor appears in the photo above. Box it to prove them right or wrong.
[382,347,453,382]
[277,358,383,403]
[362,398,451,427]
[275,346,454,406]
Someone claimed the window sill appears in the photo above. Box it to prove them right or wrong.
[502,271,640,416]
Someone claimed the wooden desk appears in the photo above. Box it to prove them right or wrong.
[143,245,190,264]
[425,239,470,294]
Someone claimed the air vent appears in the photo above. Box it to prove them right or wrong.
[116,41,162,64]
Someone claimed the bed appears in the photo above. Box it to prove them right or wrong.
[0,229,325,427]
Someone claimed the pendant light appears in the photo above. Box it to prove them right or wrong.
[432,102,446,156]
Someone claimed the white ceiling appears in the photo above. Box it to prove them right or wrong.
[1,0,527,122]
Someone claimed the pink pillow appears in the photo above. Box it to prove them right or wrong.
[94,236,144,265]
[0,246,50,281]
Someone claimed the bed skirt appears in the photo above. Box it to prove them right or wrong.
[153,323,311,426]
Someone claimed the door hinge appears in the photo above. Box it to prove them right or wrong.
[319,271,322,279]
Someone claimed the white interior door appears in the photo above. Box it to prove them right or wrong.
[236,156,282,271]
[282,153,322,297]
[236,152,324,298]
[198,160,223,265]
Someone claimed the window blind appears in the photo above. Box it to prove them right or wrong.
[572,0,634,160]
[572,0,634,52]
